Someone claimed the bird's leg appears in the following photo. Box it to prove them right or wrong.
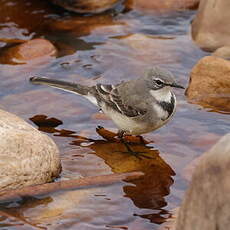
[116,130,149,158]
[117,130,126,139]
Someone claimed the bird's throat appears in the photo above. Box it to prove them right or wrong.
[150,87,172,102]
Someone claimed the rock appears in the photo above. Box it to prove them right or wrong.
[50,0,122,14]
[191,0,230,51]
[50,14,123,37]
[0,109,61,191]
[212,46,230,60]
[126,0,199,13]
[185,56,230,112]
[175,133,230,230]
[0,38,57,64]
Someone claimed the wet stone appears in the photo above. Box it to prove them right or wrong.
[186,56,230,113]
[0,38,57,64]
[50,0,122,14]
[126,0,199,13]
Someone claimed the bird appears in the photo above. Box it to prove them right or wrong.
[30,67,184,152]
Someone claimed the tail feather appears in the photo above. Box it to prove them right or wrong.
[30,77,91,96]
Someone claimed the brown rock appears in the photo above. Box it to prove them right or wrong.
[50,0,121,14]
[212,46,230,60]
[126,0,199,13]
[50,14,123,37]
[192,0,230,51]
[0,38,57,64]
[0,109,61,191]
[175,133,230,230]
[185,56,230,112]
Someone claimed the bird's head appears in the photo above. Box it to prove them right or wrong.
[145,67,184,91]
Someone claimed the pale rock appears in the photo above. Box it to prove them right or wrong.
[175,133,230,230]
[191,0,230,51]
[0,109,61,191]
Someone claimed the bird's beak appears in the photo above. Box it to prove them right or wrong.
[170,83,185,89]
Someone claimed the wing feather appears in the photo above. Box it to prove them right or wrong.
[95,84,146,117]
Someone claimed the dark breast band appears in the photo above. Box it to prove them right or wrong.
[157,94,175,120]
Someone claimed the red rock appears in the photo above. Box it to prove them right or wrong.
[192,0,230,51]
[126,0,199,13]
[186,56,230,112]
[0,38,57,64]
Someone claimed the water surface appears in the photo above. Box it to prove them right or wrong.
[0,1,229,229]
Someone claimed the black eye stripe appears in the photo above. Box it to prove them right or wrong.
[155,80,164,85]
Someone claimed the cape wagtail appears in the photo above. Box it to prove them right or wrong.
[30,67,184,152]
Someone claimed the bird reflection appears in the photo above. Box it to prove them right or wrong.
[29,114,175,224]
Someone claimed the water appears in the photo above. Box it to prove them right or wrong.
[0,0,229,229]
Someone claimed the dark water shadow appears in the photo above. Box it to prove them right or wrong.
[30,114,175,224]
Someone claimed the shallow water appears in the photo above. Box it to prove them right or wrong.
[0,0,229,229]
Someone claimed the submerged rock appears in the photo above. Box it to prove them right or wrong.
[50,0,122,14]
[0,109,61,191]
[191,0,230,51]
[186,56,230,112]
[0,38,57,64]
[175,133,230,230]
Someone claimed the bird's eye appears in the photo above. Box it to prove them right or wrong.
[155,80,163,85]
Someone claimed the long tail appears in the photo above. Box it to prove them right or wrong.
[30,77,91,96]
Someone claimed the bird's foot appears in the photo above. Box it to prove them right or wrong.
[116,138,152,159]
[96,126,149,145]
[117,130,149,144]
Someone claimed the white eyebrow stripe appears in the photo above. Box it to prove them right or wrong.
[154,78,165,83]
